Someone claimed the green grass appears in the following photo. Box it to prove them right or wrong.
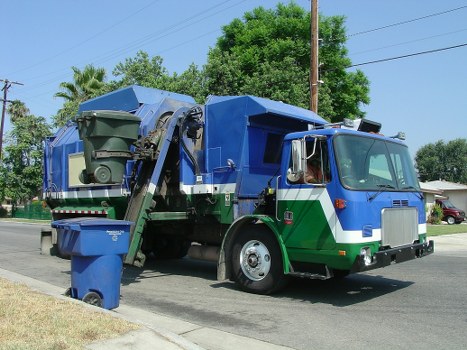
[0,218,51,224]
[427,223,467,236]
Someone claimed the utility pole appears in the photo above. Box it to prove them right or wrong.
[0,79,24,160]
[310,0,319,113]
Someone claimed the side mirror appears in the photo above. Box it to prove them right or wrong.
[287,139,306,182]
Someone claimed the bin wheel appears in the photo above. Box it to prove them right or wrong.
[82,292,103,307]
[79,169,91,184]
[63,287,72,297]
[94,165,112,184]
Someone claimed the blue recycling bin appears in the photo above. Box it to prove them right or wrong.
[51,217,132,310]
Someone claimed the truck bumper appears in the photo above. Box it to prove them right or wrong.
[351,240,434,273]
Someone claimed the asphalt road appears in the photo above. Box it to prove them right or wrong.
[1,221,467,350]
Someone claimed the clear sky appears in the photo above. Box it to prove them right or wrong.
[2,0,466,157]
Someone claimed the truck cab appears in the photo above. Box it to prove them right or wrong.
[219,119,433,294]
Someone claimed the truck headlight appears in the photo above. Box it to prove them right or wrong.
[360,247,372,266]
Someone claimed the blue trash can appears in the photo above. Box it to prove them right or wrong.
[52,217,132,310]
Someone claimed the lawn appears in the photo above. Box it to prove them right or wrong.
[0,278,139,350]
[427,223,467,236]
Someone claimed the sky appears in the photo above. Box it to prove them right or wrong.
[2,0,466,157]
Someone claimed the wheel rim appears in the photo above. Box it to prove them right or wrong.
[239,240,271,281]
[447,216,455,225]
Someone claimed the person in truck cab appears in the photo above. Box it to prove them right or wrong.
[305,159,323,183]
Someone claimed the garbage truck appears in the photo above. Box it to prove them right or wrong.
[43,85,434,294]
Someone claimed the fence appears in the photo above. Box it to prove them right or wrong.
[12,202,52,220]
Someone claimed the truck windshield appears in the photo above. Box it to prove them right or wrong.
[334,134,420,191]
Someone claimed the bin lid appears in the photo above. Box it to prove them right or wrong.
[76,110,141,122]
[52,217,133,229]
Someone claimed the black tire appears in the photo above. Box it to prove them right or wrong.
[82,292,103,307]
[231,225,288,295]
[446,216,455,225]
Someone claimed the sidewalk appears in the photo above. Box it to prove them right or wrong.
[0,268,295,350]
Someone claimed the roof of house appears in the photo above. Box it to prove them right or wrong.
[420,182,443,195]
[424,180,467,191]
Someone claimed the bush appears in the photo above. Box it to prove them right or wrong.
[429,204,443,224]
[0,206,7,218]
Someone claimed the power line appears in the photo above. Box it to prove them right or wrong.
[351,28,467,56]
[347,42,467,68]
[9,0,163,76]
[348,5,467,38]
[77,0,247,68]
[16,0,245,95]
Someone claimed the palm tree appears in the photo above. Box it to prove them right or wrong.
[7,100,29,123]
[55,65,106,103]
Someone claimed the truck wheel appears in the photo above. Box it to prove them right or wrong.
[446,216,455,225]
[231,226,287,294]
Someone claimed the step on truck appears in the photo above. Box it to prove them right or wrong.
[43,85,434,294]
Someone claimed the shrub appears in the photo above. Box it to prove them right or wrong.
[429,204,443,224]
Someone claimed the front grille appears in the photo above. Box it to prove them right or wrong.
[381,207,418,248]
[392,199,409,207]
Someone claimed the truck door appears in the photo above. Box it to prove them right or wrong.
[277,137,336,252]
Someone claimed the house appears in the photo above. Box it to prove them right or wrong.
[0,197,13,216]
[420,180,467,219]
[419,182,443,220]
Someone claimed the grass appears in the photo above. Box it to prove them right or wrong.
[427,223,467,236]
[0,278,140,350]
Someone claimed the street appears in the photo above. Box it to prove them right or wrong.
[1,221,467,350]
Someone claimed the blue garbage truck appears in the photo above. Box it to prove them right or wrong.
[43,85,433,294]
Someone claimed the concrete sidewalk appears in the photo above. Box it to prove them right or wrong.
[0,268,295,350]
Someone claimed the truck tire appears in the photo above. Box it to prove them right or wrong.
[231,225,287,294]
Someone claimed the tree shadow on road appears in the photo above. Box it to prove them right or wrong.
[121,257,413,307]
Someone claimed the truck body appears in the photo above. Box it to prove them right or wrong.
[44,85,433,294]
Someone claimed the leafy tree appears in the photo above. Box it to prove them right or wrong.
[415,139,467,184]
[204,3,370,121]
[109,51,172,91]
[169,63,206,103]
[0,101,51,203]
[53,64,107,127]
[108,51,206,103]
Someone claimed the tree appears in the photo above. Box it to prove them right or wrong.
[108,51,207,103]
[204,3,370,121]
[53,64,107,127]
[415,139,467,184]
[0,101,51,203]
[169,63,206,103]
[110,51,172,90]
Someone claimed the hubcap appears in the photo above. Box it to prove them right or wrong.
[239,240,271,281]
